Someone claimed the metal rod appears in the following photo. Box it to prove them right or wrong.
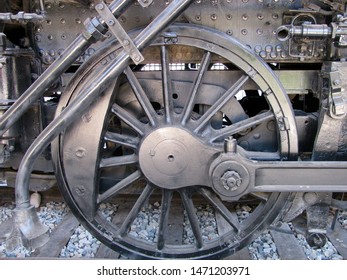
[0,0,132,136]
[15,0,193,208]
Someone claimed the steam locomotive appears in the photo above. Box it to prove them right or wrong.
[1,0,347,259]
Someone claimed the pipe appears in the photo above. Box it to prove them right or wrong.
[276,24,332,41]
[15,0,193,208]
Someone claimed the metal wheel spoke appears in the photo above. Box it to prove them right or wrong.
[199,188,240,233]
[179,189,203,249]
[193,75,249,133]
[104,131,139,150]
[99,154,138,168]
[180,51,211,125]
[124,67,158,127]
[111,104,145,136]
[161,45,173,124]
[250,192,269,202]
[118,183,155,237]
[210,110,274,142]
[97,170,142,204]
[157,189,173,250]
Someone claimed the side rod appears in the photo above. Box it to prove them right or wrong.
[15,0,193,208]
[0,0,132,136]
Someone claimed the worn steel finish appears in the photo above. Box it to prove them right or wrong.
[1,0,347,259]
[53,23,297,258]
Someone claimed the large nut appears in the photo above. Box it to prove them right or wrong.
[221,170,242,191]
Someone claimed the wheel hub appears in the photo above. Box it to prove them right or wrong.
[139,127,217,189]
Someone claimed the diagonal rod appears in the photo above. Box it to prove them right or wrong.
[14,0,194,208]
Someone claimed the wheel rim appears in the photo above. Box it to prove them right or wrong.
[53,24,298,259]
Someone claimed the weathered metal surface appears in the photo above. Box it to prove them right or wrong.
[1,0,347,259]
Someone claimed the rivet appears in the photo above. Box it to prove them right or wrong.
[48,49,55,57]
[35,34,41,42]
[195,15,201,21]
[60,18,66,24]
[272,14,279,20]
[35,25,42,32]
[226,14,232,20]
[48,35,53,40]
[257,29,263,35]
[259,51,267,58]
[241,29,248,35]
[242,14,248,21]
[75,18,81,24]
[276,44,283,52]
[226,30,233,36]
[257,14,264,20]
[265,45,273,52]
[211,14,217,21]
[270,52,277,58]
[254,45,262,53]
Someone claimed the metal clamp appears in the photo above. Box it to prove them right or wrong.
[95,2,144,65]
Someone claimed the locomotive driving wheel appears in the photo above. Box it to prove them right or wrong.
[53,24,298,259]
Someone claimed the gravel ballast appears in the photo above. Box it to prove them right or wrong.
[0,201,346,259]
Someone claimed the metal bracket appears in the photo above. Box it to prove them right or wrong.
[95,2,144,65]
[329,70,346,118]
